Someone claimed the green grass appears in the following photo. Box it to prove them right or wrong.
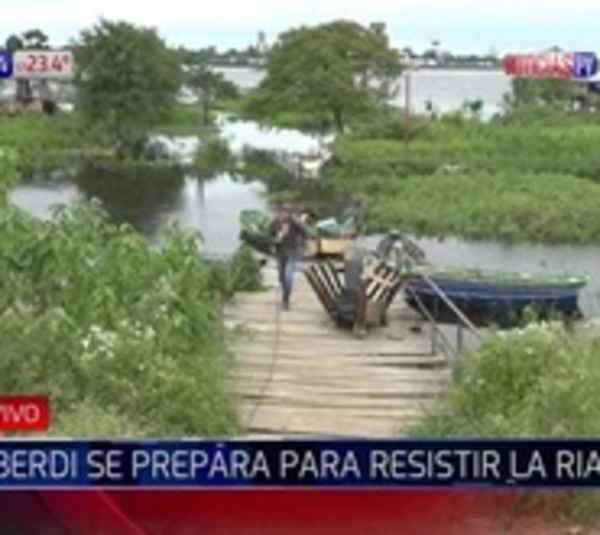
[275,110,600,244]
[155,102,204,135]
[0,111,105,169]
[413,322,600,523]
[213,96,246,115]
[156,97,247,135]
[336,119,600,180]
[0,112,88,152]
[346,170,600,244]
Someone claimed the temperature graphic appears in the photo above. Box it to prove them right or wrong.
[12,50,73,79]
[0,50,73,79]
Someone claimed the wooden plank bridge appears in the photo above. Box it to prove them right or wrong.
[224,262,453,438]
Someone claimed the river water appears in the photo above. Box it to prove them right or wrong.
[215,67,511,118]
[8,69,600,316]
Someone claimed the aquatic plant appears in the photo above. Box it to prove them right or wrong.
[327,169,600,244]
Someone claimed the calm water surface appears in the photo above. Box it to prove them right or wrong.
[216,67,511,117]
[8,70,600,316]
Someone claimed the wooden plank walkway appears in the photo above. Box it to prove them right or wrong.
[225,263,450,437]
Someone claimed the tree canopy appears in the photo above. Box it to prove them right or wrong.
[245,20,402,132]
[74,19,182,158]
[185,63,239,125]
[507,78,576,110]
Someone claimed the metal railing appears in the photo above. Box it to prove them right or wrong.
[403,272,483,359]
[384,239,483,359]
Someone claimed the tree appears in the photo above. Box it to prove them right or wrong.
[245,20,402,132]
[74,19,182,159]
[186,64,239,125]
[5,29,50,105]
[507,77,575,109]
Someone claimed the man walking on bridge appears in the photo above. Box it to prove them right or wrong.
[269,204,311,310]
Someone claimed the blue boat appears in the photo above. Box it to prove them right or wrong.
[403,268,587,327]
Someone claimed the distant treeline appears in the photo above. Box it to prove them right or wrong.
[176,46,502,70]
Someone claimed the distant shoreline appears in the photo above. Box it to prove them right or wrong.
[210,63,503,72]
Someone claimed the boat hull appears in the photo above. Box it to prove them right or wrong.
[404,275,584,327]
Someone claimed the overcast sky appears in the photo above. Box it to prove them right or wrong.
[5,0,600,54]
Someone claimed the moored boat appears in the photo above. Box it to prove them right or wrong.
[239,207,359,259]
[403,267,587,327]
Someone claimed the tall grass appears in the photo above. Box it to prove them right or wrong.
[0,112,104,171]
[337,115,600,179]
[352,171,600,244]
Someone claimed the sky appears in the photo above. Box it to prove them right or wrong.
[4,0,600,54]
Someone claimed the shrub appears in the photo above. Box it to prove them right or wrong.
[0,155,239,436]
[415,323,600,522]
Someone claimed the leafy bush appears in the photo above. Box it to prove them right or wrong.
[48,399,148,437]
[204,245,263,300]
[230,244,263,292]
[414,322,600,521]
[0,155,239,436]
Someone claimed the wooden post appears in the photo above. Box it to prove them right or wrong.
[353,279,368,338]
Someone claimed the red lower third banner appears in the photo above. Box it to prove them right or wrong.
[0,490,561,535]
[0,396,49,432]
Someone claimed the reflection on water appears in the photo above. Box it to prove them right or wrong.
[9,179,83,219]
[7,119,600,319]
[161,174,267,253]
[217,67,511,118]
[74,163,186,237]
[10,169,269,255]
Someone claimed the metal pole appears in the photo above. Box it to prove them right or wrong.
[456,324,464,354]
[403,64,411,149]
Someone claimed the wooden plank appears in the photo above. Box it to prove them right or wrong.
[241,406,421,436]
[229,296,413,309]
[237,389,438,410]
[241,403,427,421]
[233,346,437,359]
[227,306,420,325]
[232,368,450,386]
[318,238,351,255]
[231,338,433,354]
[226,263,448,437]
[243,433,319,440]
[233,380,444,399]
[245,425,401,438]
[225,307,335,320]
[233,324,426,338]
[230,383,446,400]
[224,316,335,328]
[232,357,450,376]
[236,350,445,364]
[237,361,446,373]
